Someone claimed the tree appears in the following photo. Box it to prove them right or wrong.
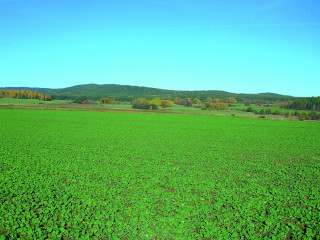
[132,99,158,110]
[73,97,85,104]
[265,109,272,115]
[45,95,52,101]
[160,100,174,108]
[228,97,237,103]
[149,98,162,106]
[138,98,149,104]
[184,98,193,107]
[99,97,113,104]
[193,98,201,104]
[273,110,281,115]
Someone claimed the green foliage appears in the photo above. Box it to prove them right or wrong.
[265,109,272,115]
[273,110,281,115]
[1,109,320,239]
[285,96,320,111]
[73,97,86,104]
[132,99,158,110]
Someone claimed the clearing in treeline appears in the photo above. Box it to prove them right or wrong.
[0,109,319,239]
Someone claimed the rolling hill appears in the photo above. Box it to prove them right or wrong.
[1,84,299,101]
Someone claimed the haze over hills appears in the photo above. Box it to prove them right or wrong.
[1,84,301,101]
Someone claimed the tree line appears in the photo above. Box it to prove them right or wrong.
[282,97,320,111]
[0,89,52,101]
[244,107,320,120]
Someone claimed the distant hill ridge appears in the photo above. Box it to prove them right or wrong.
[1,83,299,101]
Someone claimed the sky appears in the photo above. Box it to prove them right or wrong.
[0,0,319,97]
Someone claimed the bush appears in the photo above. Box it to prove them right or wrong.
[247,107,253,112]
[73,98,85,104]
[132,101,158,110]
[259,109,265,115]
[310,112,320,120]
[201,105,207,110]
[259,116,266,119]
[273,110,281,115]
[265,109,272,115]
[193,104,201,108]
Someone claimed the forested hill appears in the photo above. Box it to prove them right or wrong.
[1,84,299,101]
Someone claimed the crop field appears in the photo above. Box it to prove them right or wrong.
[1,109,320,239]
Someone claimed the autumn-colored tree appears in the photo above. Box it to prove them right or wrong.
[45,95,52,101]
[82,100,89,104]
[99,97,113,104]
[160,100,174,108]
[138,98,149,104]
[228,97,237,103]
[184,98,193,107]
[174,97,184,105]
[192,98,201,104]
[150,98,162,106]
[212,102,229,110]
[132,99,158,110]
[0,89,52,101]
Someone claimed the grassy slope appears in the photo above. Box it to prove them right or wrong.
[1,109,319,239]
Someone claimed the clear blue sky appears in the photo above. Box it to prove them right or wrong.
[0,0,319,97]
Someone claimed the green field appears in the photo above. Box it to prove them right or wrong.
[1,109,320,239]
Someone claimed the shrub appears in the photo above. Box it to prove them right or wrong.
[310,112,320,120]
[273,110,281,115]
[132,100,158,110]
[265,109,272,115]
[73,98,85,104]
[201,105,207,110]
[259,109,265,115]
[193,104,201,109]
